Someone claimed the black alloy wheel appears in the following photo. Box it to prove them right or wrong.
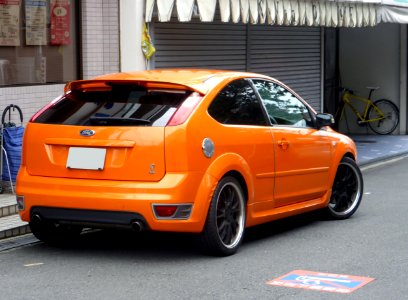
[327,157,363,219]
[200,176,246,256]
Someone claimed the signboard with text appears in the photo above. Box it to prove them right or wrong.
[25,0,47,45]
[0,0,21,46]
[50,0,71,45]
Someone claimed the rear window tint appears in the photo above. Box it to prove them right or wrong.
[34,85,192,126]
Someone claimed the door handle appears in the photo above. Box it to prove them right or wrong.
[278,139,289,150]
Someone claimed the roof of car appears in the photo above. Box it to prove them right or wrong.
[90,69,271,94]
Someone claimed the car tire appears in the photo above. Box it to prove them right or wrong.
[326,157,363,220]
[200,176,246,256]
[30,219,82,246]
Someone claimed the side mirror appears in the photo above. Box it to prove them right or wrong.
[316,113,334,129]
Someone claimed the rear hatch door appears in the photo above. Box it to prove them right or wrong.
[25,81,192,181]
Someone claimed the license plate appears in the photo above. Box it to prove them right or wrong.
[66,147,106,170]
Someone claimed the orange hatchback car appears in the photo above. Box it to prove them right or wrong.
[17,69,363,256]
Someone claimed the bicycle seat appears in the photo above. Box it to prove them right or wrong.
[366,86,380,90]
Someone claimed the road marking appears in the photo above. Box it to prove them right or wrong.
[24,262,44,267]
[361,154,408,172]
[267,270,374,294]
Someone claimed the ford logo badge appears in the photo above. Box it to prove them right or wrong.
[80,129,95,137]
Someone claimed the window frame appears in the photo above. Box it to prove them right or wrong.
[207,78,270,127]
[249,78,317,129]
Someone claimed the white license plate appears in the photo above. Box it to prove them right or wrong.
[66,147,106,170]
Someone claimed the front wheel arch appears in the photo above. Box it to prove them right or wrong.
[326,157,363,219]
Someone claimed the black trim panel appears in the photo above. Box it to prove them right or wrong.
[30,206,148,229]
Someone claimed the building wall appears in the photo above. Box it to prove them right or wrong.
[119,0,146,71]
[339,23,401,134]
[0,0,120,126]
[82,0,120,79]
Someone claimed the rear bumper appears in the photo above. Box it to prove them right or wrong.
[17,167,217,233]
[30,206,148,230]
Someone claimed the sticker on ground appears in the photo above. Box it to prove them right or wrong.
[266,270,374,294]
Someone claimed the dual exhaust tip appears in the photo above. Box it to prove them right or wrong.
[31,214,146,232]
[131,220,145,232]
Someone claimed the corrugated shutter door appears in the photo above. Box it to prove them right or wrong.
[248,26,321,110]
[152,21,321,110]
[152,20,247,70]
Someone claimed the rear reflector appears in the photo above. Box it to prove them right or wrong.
[16,195,25,210]
[152,204,192,219]
[154,205,178,217]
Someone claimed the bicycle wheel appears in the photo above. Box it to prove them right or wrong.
[367,99,399,134]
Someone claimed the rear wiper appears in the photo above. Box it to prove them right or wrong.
[89,117,151,126]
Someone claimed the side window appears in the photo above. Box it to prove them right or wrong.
[208,79,267,126]
[252,80,313,127]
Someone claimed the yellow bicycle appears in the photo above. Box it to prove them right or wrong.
[335,87,399,135]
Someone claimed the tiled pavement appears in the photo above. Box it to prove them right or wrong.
[1,134,408,241]
[0,193,30,240]
[352,134,408,166]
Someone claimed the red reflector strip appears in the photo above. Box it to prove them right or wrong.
[154,205,178,217]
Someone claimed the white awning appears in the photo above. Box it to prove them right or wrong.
[145,0,382,27]
[380,0,408,23]
[146,0,408,26]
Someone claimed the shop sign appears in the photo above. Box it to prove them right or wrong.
[25,0,47,45]
[50,0,71,45]
[0,0,21,46]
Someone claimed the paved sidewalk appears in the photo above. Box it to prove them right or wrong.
[351,135,408,166]
[1,134,408,241]
[0,193,30,239]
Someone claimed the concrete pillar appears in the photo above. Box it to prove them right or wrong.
[119,0,146,71]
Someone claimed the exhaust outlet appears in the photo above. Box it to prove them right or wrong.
[131,221,144,232]
[32,214,42,224]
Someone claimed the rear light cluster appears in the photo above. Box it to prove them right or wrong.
[30,95,64,122]
[152,204,192,220]
[166,92,202,126]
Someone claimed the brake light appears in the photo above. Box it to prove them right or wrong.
[167,92,203,126]
[30,95,64,122]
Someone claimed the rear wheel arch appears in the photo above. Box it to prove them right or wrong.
[204,153,254,203]
[192,153,254,232]
[222,170,248,204]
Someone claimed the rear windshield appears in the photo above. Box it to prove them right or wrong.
[33,84,192,126]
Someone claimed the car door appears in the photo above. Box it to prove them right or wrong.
[252,79,332,207]
[207,79,276,208]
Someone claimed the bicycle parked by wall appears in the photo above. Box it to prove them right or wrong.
[334,87,399,135]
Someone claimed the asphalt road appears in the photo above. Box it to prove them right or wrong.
[1,158,408,300]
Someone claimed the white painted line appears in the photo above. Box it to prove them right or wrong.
[24,262,44,267]
[361,154,408,172]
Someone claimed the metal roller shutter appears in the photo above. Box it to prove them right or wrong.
[152,21,321,111]
[152,20,247,71]
[248,26,321,110]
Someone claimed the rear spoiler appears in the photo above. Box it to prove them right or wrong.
[64,80,204,95]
